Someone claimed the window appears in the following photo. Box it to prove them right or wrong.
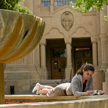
[54,0,76,6]
[41,0,50,7]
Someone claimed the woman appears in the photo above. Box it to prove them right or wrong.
[32,63,95,96]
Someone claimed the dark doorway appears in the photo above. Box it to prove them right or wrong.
[46,39,66,79]
[72,38,92,74]
[51,48,66,79]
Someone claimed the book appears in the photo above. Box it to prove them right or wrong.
[91,90,105,95]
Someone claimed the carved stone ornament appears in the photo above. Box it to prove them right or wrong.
[61,11,74,31]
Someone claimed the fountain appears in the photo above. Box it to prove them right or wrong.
[0,9,45,104]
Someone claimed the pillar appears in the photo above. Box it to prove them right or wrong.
[91,39,98,67]
[38,0,41,16]
[93,70,105,90]
[96,10,102,67]
[100,5,108,68]
[33,0,41,15]
[66,43,72,67]
[97,38,102,66]
[101,37,108,68]
[50,0,54,14]
[65,37,72,79]
[40,41,47,79]
[103,82,108,94]
[100,5,108,94]
[40,43,46,69]
[0,63,5,104]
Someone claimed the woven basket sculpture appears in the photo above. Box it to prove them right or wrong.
[0,9,45,63]
[0,9,45,104]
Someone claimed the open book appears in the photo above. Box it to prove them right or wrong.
[91,90,105,95]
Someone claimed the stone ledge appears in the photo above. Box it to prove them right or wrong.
[5,94,107,103]
[5,94,89,99]
[5,95,87,103]
[1,95,108,108]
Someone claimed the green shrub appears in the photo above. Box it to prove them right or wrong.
[0,0,31,14]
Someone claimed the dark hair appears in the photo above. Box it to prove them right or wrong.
[76,63,95,75]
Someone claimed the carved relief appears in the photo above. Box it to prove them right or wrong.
[61,11,74,31]
[46,28,64,39]
[72,27,91,37]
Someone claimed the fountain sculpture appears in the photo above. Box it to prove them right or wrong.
[0,9,45,104]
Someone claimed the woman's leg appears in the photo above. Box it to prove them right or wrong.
[38,89,50,95]
[39,84,53,90]
[32,83,54,93]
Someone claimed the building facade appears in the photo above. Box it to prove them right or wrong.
[4,0,108,94]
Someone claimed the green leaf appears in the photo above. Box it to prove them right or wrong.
[0,0,31,14]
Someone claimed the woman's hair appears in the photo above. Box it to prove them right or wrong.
[76,63,95,75]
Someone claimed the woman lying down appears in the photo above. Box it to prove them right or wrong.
[32,63,104,97]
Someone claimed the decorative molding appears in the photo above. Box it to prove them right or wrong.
[53,5,73,14]
[71,27,91,37]
[91,37,97,43]
[64,37,72,44]
[45,28,64,39]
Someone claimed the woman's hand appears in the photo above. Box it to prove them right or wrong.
[84,91,93,96]
[98,90,105,95]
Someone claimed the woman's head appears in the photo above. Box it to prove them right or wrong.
[77,63,94,80]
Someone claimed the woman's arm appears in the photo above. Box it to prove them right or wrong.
[72,78,84,96]
[72,77,93,96]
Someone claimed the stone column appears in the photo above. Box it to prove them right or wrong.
[0,63,4,104]
[37,0,41,16]
[33,0,39,15]
[97,38,102,66]
[50,0,54,14]
[93,70,105,90]
[96,11,102,67]
[100,5,108,68]
[40,40,47,79]
[32,0,41,15]
[65,38,72,79]
[101,37,108,68]
[66,43,72,68]
[91,39,97,67]
[100,5,107,35]
[103,69,108,94]
[91,38,105,91]
[100,5,108,94]
[103,82,108,94]
[40,43,46,69]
